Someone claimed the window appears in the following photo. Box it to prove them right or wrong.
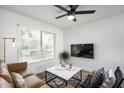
[19,27,55,63]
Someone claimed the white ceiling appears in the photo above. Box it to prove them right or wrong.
[1,5,124,29]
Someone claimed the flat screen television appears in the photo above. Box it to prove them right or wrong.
[71,44,94,59]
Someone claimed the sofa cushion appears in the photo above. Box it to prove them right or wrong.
[24,75,45,88]
[11,72,27,88]
[7,62,27,72]
[0,67,14,87]
[0,77,12,88]
[17,69,33,78]
[41,84,51,88]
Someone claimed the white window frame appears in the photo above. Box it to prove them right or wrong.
[18,27,56,63]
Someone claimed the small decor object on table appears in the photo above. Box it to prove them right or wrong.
[59,51,70,67]
[69,64,72,69]
[61,61,66,67]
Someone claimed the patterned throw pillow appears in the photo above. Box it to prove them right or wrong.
[11,72,27,88]
[106,69,116,83]
[90,68,105,88]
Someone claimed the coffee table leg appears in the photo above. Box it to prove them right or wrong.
[65,80,67,86]
[74,70,82,87]
[80,70,82,80]
[45,71,48,84]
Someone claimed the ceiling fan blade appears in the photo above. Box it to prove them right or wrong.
[69,5,73,8]
[54,5,68,12]
[55,13,68,19]
[69,5,79,11]
[75,10,96,14]
[73,5,79,11]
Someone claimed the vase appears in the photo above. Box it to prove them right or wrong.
[60,61,66,67]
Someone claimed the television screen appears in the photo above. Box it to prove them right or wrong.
[71,44,94,59]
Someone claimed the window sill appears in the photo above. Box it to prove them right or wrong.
[27,57,56,64]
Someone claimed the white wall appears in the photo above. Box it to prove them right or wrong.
[64,13,124,73]
[1,7,124,74]
[0,8,63,74]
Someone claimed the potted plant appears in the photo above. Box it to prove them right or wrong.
[59,51,70,67]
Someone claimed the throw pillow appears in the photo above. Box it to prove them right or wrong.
[11,72,27,88]
[106,69,116,84]
[90,68,105,88]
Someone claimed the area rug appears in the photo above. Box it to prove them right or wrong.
[36,71,124,88]
[36,70,91,88]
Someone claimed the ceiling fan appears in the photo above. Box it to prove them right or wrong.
[54,5,96,22]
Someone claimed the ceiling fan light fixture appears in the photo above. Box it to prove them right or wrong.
[55,5,96,22]
[67,15,75,21]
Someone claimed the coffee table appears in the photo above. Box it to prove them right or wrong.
[45,65,82,88]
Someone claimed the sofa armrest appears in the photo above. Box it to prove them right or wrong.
[7,62,27,72]
[0,59,4,62]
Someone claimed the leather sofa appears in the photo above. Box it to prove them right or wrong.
[0,60,45,88]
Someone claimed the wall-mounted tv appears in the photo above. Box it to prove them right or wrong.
[71,44,94,59]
